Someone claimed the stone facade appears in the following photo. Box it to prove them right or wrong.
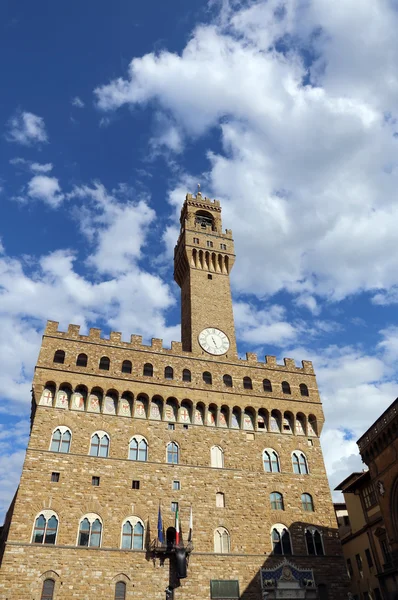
[0,192,349,600]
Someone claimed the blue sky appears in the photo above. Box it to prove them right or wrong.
[2,0,398,519]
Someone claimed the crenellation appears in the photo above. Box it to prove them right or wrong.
[151,338,163,350]
[265,355,277,366]
[284,358,297,369]
[246,352,258,363]
[170,341,183,353]
[89,327,101,340]
[130,334,143,346]
[65,324,80,337]
[109,332,122,343]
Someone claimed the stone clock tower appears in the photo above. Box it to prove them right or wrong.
[0,189,349,600]
[174,190,237,357]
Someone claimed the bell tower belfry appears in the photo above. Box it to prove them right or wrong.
[174,188,237,358]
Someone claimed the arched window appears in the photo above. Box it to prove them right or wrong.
[301,493,314,512]
[99,356,110,371]
[41,579,55,600]
[299,383,309,397]
[263,379,272,392]
[305,528,324,556]
[182,369,191,382]
[270,411,281,432]
[243,376,253,390]
[90,431,110,457]
[76,353,87,367]
[270,492,284,510]
[121,517,145,550]
[129,436,148,461]
[271,525,292,555]
[292,451,308,474]
[203,371,212,385]
[211,446,224,468]
[282,381,291,394]
[167,442,179,464]
[143,363,153,377]
[32,512,58,544]
[53,350,65,364]
[263,449,280,473]
[216,492,225,508]
[165,366,174,380]
[214,527,230,553]
[50,427,71,453]
[115,581,126,600]
[223,374,233,388]
[122,360,132,374]
[78,515,102,547]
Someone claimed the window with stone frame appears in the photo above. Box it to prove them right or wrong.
[292,451,308,474]
[263,449,280,473]
[263,378,272,392]
[129,436,148,461]
[271,525,292,555]
[53,350,65,364]
[223,374,233,387]
[270,492,284,510]
[301,493,314,512]
[143,363,153,376]
[182,368,191,382]
[214,527,230,553]
[78,515,102,547]
[41,579,55,600]
[299,383,309,396]
[50,427,71,453]
[121,517,144,550]
[165,366,174,379]
[90,432,110,457]
[211,446,224,468]
[281,381,291,394]
[305,528,324,556]
[115,581,126,600]
[122,360,132,374]
[243,376,253,390]
[167,442,179,464]
[99,356,110,370]
[76,353,88,367]
[32,512,58,544]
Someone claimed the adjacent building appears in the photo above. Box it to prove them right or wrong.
[0,191,349,599]
[335,398,398,600]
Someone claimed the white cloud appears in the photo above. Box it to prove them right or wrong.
[10,158,53,173]
[6,111,48,145]
[94,0,398,303]
[30,162,53,173]
[68,182,156,275]
[71,96,85,108]
[234,301,299,346]
[27,175,64,208]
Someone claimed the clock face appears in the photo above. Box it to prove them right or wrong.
[198,328,230,355]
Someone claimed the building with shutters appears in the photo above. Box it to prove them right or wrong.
[0,190,349,599]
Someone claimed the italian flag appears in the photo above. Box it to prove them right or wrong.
[175,505,180,545]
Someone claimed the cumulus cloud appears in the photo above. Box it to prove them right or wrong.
[27,175,64,208]
[68,183,156,275]
[95,0,398,303]
[6,111,48,145]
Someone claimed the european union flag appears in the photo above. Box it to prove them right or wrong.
[158,504,164,544]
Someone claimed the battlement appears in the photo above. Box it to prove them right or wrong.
[44,321,314,373]
[185,192,221,209]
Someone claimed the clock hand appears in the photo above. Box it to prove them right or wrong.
[212,336,217,346]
